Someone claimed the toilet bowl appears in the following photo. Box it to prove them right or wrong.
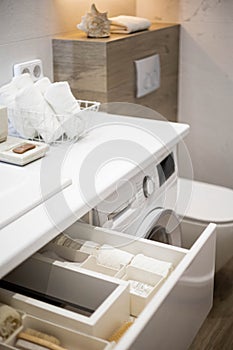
[177,178,233,272]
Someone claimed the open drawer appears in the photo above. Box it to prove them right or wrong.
[0,222,216,350]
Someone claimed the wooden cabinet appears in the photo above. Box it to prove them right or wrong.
[53,24,179,122]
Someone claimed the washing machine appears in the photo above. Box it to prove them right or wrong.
[92,149,182,247]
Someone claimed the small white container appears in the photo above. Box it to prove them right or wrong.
[6,315,113,350]
[121,265,165,317]
[1,254,130,339]
[80,256,124,277]
[43,242,89,263]
[0,106,8,143]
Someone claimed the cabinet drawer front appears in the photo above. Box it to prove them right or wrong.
[115,223,216,350]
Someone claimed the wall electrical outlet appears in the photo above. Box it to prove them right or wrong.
[13,59,43,82]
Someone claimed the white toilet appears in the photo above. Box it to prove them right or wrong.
[177,178,233,272]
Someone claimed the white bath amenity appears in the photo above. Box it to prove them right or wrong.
[34,77,51,96]
[130,254,173,277]
[44,82,84,139]
[97,245,134,270]
[15,85,63,142]
[80,241,100,256]
[12,73,33,90]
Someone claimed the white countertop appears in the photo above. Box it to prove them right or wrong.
[0,112,189,278]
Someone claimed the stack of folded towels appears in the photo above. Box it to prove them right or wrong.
[0,74,84,143]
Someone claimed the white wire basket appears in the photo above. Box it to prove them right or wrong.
[7,99,100,144]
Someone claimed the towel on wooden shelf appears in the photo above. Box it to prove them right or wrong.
[110,15,151,34]
[130,254,173,277]
[44,82,84,139]
[97,244,134,270]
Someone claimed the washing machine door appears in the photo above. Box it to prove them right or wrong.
[135,208,182,247]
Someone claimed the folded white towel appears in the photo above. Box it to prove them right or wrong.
[15,84,45,113]
[97,244,134,270]
[110,16,151,34]
[13,73,33,90]
[44,82,83,139]
[34,77,51,96]
[80,241,100,256]
[15,85,62,142]
[130,254,173,277]
[0,81,23,137]
[0,81,18,107]
[44,82,80,115]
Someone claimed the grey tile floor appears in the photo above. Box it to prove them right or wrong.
[189,256,233,350]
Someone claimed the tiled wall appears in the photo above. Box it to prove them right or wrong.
[137,0,233,189]
[0,0,135,86]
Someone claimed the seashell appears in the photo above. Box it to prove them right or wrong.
[77,3,110,38]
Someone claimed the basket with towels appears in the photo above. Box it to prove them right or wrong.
[0,74,100,144]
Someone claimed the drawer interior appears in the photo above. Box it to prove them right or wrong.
[0,254,130,339]
[1,221,214,350]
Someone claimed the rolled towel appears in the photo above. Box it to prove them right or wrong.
[15,85,63,142]
[80,241,100,256]
[0,81,22,137]
[44,82,83,139]
[97,244,134,270]
[130,254,173,277]
[110,15,151,34]
[0,303,22,340]
[34,77,51,96]
[44,82,80,115]
[0,81,18,107]
[13,73,33,90]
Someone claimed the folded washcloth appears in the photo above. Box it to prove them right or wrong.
[34,77,51,96]
[80,241,100,256]
[44,82,83,139]
[13,73,33,90]
[110,15,151,34]
[97,244,134,270]
[130,254,173,277]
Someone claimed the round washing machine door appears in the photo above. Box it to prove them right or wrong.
[135,208,182,247]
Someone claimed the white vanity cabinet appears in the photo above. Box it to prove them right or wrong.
[0,113,216,350]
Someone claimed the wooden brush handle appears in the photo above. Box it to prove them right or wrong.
[17,332,68,350]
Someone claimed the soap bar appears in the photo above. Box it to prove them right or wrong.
[13,143,36,154]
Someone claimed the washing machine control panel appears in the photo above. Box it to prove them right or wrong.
[143,176,155,198]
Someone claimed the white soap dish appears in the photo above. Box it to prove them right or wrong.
[0,136,49,166]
